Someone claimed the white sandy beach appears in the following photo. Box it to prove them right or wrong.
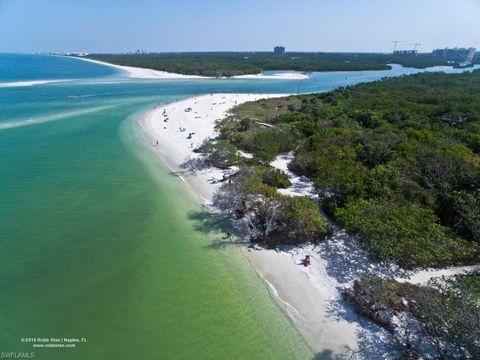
[74,57,207,79]
[233,72,309,80]
[137,93,479,358]
[137,93,286,204]
[73,56,309,80]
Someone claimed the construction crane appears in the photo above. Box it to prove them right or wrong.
[406,43,422,50]
[392,40,403,53]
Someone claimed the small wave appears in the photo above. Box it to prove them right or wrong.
[256,270,306,322]
[0,105,115,130]
[0,79,72,88]
[67,93,113,99]
[74,94,99,98]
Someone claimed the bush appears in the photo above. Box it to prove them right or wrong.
[259,167,291,188]
[195,139,240,169]
[335,199,478,268]
[272,196,330,244]
[437,190,480,243]
[241,127,295,161]
[290,144,368,212]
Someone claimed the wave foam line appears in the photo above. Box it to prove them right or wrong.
[0,105,115,130]
[0,79,72,88]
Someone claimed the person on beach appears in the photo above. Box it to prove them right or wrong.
[303,255,311,267]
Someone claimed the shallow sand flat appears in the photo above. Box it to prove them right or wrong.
[233,72,309,80]
[0,79,72,87]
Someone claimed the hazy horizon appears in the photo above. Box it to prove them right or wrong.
[5,50,474,55]
[1,0,479,54]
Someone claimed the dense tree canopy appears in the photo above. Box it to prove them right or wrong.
[215,70,480,268]
[205,69,480,358]
[83,52,478,77]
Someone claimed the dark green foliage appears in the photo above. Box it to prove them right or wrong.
[272,196,330,245]
[84,52,458,77]
[218,114,297,161]
[354,130,400,168]
[228,165,291,189]
[437,191,480,243]
[291,144,368,212]
[453,273,480,302]
[195,139,239,169]
[241,127,295,161]
[257,167,291,189]
[335,199,477,268]
[215,70,480,267]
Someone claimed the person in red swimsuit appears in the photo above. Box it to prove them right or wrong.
[303,255,311,267]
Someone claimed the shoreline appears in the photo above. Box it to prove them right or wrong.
[233,72,309,80]
[71,56,208,79]
[135,92,478,357]
[135,92,390,357]
[70,56,310,80]
[136,93,286,203]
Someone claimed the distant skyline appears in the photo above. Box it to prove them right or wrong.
[0,0,479,53]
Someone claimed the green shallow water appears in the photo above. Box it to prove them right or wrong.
[0,100,312,359]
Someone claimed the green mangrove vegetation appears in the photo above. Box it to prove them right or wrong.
[83,52,479,77]
[206,70,480,269]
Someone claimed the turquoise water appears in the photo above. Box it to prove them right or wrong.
[1,55,479,359]
[0,53,117,82]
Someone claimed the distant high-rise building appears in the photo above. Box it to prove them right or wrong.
[432,47,476,63]
[393,50,418,56]
[274,46,286,56]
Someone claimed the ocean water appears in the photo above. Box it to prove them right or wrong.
[1,54,478,359]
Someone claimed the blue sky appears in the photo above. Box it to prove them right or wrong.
[0,0,479,53]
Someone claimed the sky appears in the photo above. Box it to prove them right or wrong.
[0,0,479,53]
